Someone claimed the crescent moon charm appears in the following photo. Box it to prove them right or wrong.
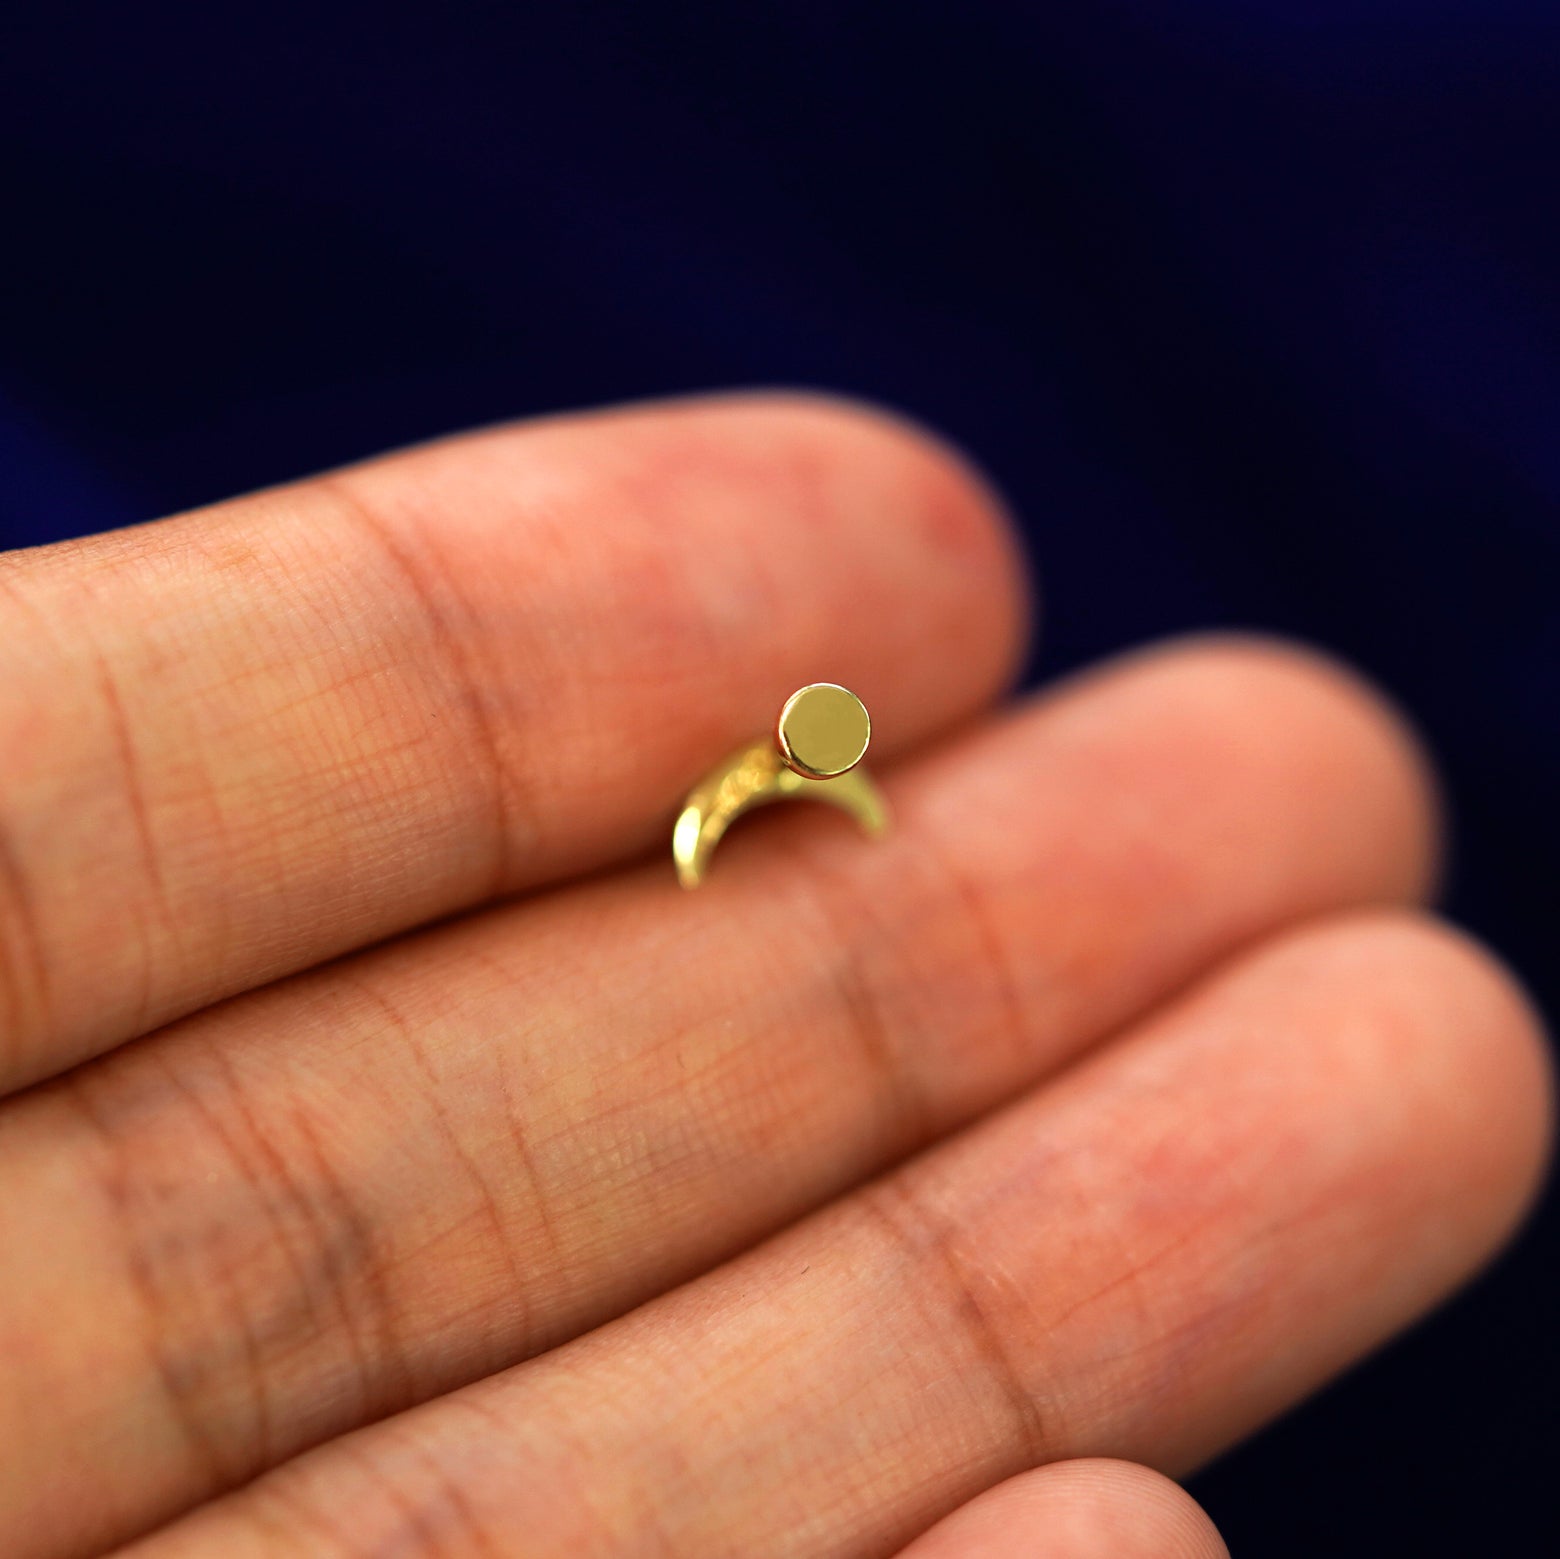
[673,684,889,888]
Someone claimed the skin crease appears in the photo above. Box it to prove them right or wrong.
[0,395,1548,1559]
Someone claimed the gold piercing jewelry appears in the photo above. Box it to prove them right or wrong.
[672,683,889,888]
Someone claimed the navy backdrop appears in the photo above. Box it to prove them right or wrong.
[2,3,1556,1552]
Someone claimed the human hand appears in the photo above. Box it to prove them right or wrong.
[0,396,1548,1558]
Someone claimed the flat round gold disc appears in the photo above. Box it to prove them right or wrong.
[775,683,871,779]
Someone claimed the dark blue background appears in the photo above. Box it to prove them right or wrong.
[2,3,1555,1552]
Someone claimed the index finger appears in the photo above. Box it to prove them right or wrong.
[0,394,1027,1090]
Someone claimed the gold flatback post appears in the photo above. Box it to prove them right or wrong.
[673,683,888,888]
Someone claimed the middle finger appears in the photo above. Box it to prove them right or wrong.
[0,638,1432,1558]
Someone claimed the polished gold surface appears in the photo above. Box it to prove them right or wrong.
[775,683,872,779]
[674,684,888,888]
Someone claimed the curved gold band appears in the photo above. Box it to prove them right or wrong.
[672,684,889,888]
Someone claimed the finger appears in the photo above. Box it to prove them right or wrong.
[0,392,1027,1091]
[120,913,1551,1559]
[893,1461,1228,1559]
[0,639,1436,1559]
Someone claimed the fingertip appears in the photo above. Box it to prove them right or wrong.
[1338,910,1555,1255]
[673,389,1039,693]
[896,1460,1228,1559]
[1090,632,1445,907]
[1218,907,1554,1300]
